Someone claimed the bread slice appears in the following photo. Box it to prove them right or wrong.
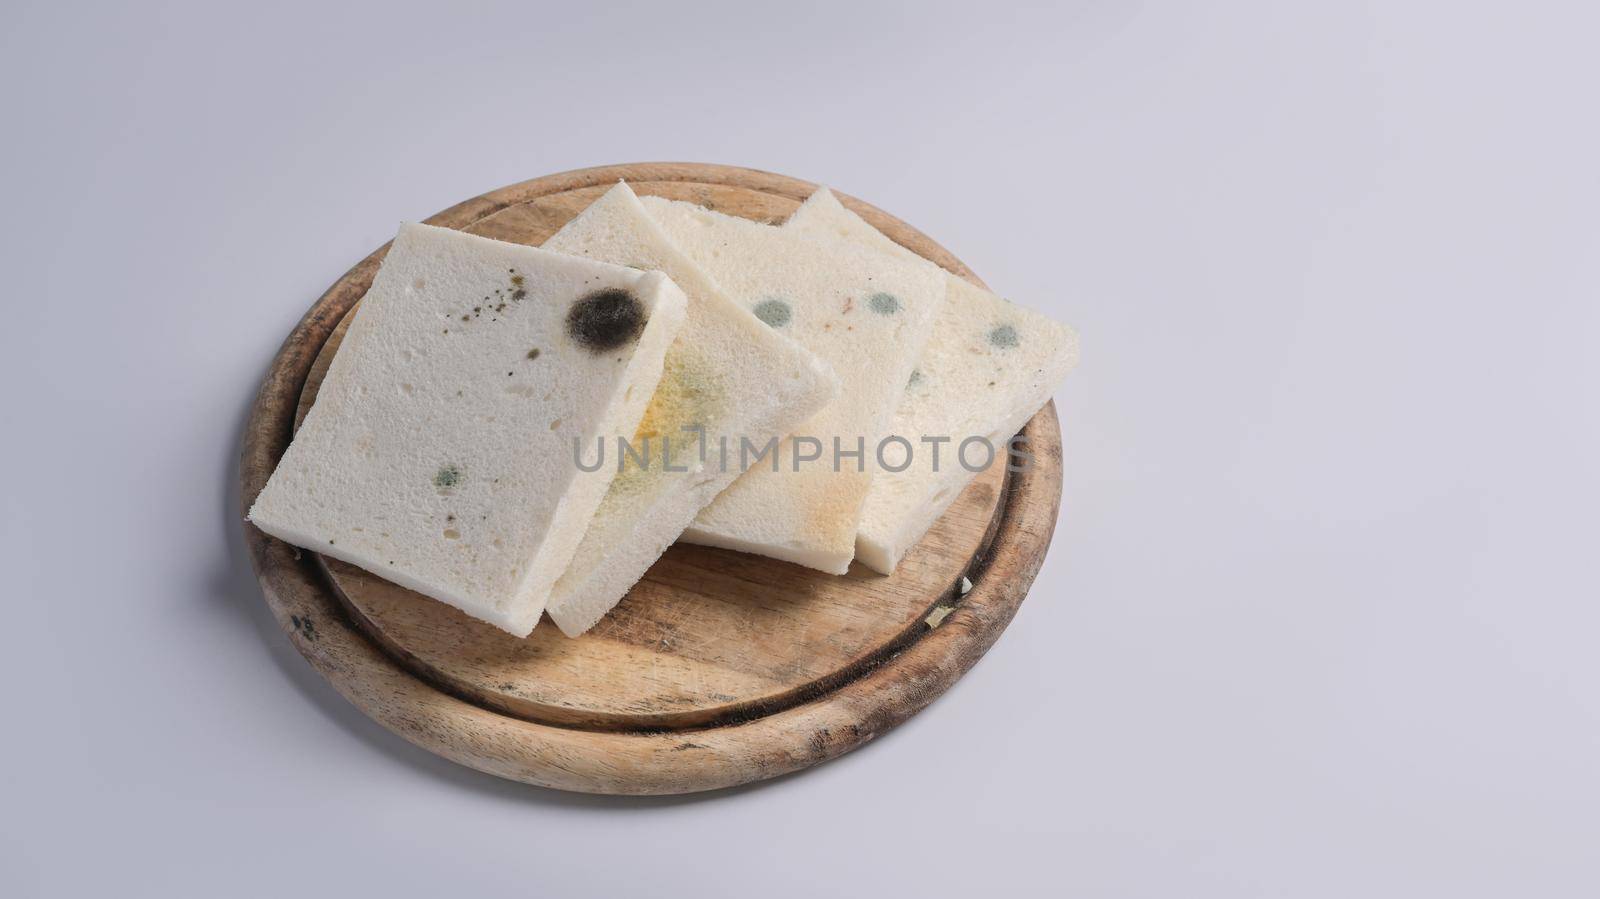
[539,183,837,636]
[785,189,1079,573]
[640,196,946,574]
[248,222,687,636]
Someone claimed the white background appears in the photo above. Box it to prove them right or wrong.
[3,1,1596,896]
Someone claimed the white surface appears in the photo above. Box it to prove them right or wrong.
[2,1,1596,896]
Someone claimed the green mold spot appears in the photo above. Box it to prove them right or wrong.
[868,292,901,315]
[433,464,463,489]
[988,324,1020,349]
[753,298,792,328]
[907,369,924,389]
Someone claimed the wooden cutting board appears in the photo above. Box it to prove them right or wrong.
[239,162,1063,794]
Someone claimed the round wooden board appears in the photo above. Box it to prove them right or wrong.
[240,162,1064,794]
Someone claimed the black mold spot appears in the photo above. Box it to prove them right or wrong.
[566,288,645,352]
[290,614,318,641]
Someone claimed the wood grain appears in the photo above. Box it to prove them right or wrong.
[241,162,1064,794]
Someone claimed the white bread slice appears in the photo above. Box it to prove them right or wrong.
[640,196,946,574]
[785,189,1079,573]
[248,222,686,636]
[539,183,837,636]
